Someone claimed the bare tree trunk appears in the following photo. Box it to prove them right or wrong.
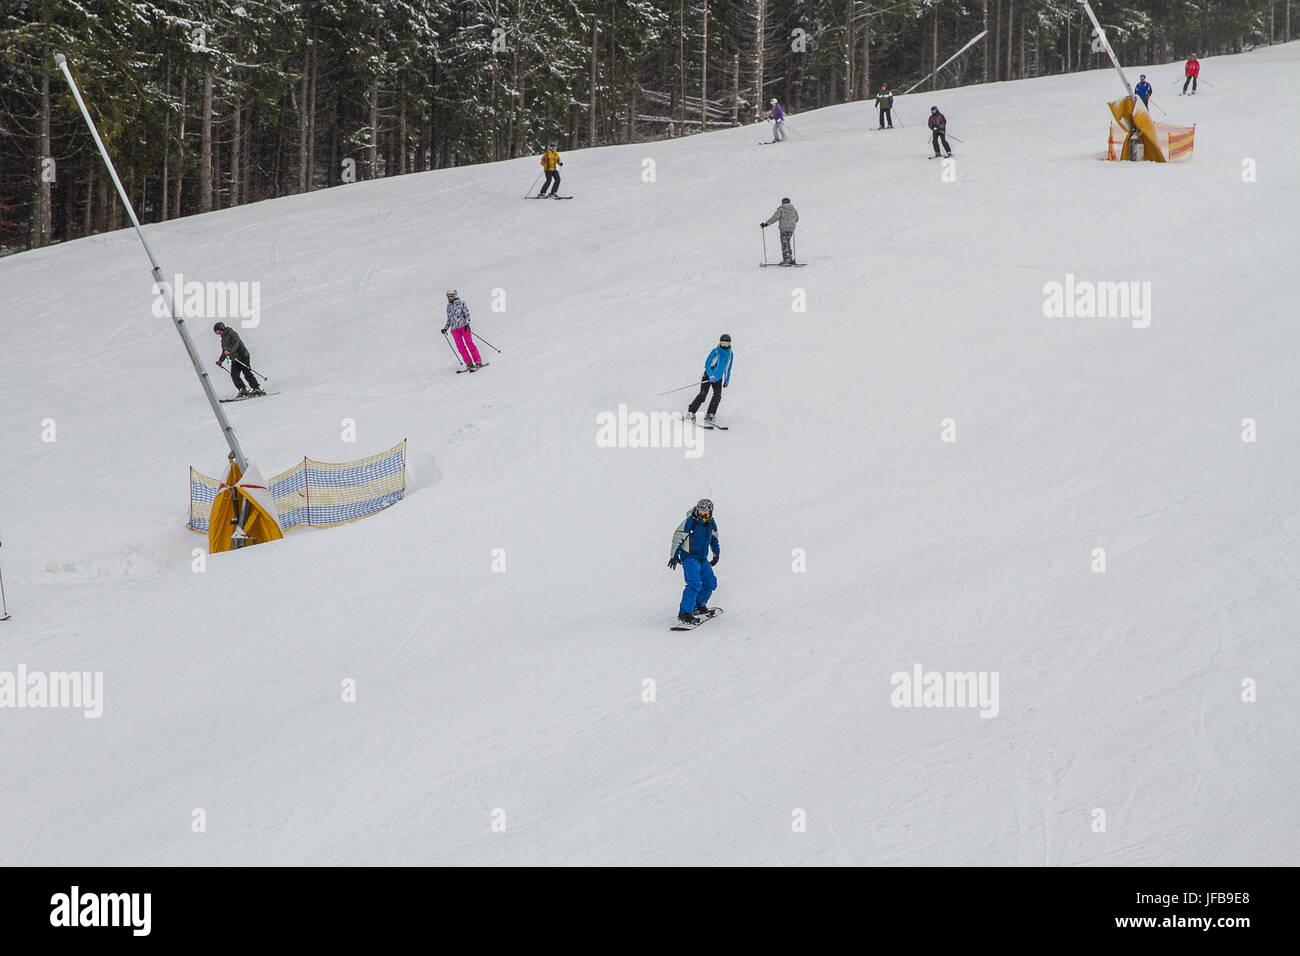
[679,0,686,125]
[298,38,310,192]
[731,52,740,123]
[932,4,939,91]
[84,165,94,236]
[1065,11,1071,72]
[994,0,1002,80]
[368,79,379,177]
[700,0,708,127]
[754,0,765,123]
[307,26,318,189]
[161,61,171,221]
[590,17,598,145]
[398,79,407,173]
[174,70,187,217]
[859,3,872,99]
[1005,0,1014,82]
[200,69,213,212]
[843,1,853,101]
[232,99,242,206]
[1018,2,1025,79]
[33,59,52,247]
[983,1,990,81]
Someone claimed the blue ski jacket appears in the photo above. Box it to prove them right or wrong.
[1135,80,1152,102]
[703,346,733,385]
[671,514,720,562]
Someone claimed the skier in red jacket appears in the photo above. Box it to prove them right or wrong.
[1182,55,1200,95]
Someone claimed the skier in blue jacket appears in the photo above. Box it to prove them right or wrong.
[767,98,786,142]
[1134,75,1152,107]
[668,498,720,624]
[685,333,733,424]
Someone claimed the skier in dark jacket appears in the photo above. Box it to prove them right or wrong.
[875,84,895,129]
[667,498,720,624]
[685,334,733,424]
[928,107,951,158]
[213,322,262,396]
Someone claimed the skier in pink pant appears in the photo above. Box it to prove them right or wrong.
[442,289,485,371]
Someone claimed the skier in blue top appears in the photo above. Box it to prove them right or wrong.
[667,498,720,624]
[685,333,733,424]
[767,98,786,142]
[1134,75,1153,107]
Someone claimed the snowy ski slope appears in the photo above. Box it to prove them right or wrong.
[0,44,1297,865]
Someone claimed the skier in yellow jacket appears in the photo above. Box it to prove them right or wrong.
[537,143,563,197]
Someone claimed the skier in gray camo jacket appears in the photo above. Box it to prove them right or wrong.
[760,198,799,265]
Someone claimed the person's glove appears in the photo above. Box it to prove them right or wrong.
[667,556,679,570]
[558,161,563,166]
[441,325,450,334]
[760,222,768,228]
[709,553,719,567]
[215,359,225,368]
[723,382,728,388]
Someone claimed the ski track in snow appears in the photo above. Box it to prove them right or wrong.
[0,46,1298,866]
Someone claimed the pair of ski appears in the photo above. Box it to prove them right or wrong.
[219,390,279,403]
[455,362,491,374]
[670,607,724,631]
[679,413,728,430]
[760,261,806,268]
[529,195,574,200]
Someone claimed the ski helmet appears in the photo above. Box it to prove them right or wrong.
[212,322,226,333]
[694,498,714,517]
[445,289,457,297]
[770,98,777,104]
[931,106,939,113]
[719,333,732,349]
[781,197,790,204]
[1139,74,1146,80]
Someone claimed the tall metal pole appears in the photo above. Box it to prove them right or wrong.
[55,53,249,473]
[1076,0,1133,97]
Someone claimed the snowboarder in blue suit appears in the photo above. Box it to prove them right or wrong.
[686,333,733,423]
[668,498,720,624]
[1135,75,1153,107]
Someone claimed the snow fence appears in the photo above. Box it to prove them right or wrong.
[188,439,406,533]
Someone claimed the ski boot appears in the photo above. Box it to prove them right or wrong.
[677,611,698,625]
[692,606,710,616]
[250,387,266,397]
[236,387,251,397]
[685,411,696,421]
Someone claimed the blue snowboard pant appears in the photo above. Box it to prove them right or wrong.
[679,555,717,614]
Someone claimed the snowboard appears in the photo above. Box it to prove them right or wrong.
[670,607,724,631]
[456,362,490,373]
[219,390,278,403]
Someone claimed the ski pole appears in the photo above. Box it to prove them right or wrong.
[947,134,964,144]
[1149,99,1168,117]
[523,170,542,199]
[218,359,270,382]
[761,225,768,265]
[470,330,501,353]
[657,380,704,396]
[441,330,465,366]
[0,558,10,622]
